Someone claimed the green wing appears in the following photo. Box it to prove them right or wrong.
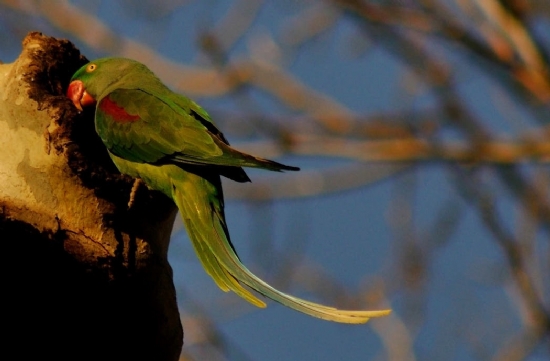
[94,89,298,175]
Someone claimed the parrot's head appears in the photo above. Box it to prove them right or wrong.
[66,57,154,111]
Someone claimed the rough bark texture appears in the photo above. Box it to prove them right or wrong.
[0,32,182,361]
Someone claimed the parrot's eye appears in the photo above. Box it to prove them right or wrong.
[86,64,97,72]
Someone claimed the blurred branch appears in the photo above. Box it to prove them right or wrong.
[198,0,264,65]
[281,3,341,49]
[326,0,550,235]
[289,135,550,163]
[178,298,256,361]
[455,166,550,351]
[490,327,548,361]
[474,0,546,71]
[333,0,550,104]
[371,297,417,361]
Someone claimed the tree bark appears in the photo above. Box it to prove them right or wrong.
[0,32,182,361]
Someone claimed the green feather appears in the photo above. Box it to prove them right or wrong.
[171,169,391,323]
[69,57,391,323]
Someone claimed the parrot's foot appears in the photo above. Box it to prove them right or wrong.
[127,178,144,209]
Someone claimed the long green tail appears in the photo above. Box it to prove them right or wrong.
[172,170,391,324]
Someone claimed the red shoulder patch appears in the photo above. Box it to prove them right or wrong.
[99,96,140,123]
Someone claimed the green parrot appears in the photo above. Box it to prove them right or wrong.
[66,57,390,323]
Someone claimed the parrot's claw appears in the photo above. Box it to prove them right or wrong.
[127,178,144,210]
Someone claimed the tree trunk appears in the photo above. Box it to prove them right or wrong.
[0,32,183,361]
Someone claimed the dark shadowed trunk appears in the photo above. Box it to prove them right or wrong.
[0,32,183,361]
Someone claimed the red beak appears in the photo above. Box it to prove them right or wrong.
[66,80,96,111]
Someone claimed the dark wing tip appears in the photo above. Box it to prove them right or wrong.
[264,159,300,172]
[220,167,252,183]
[282,164,300,172]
